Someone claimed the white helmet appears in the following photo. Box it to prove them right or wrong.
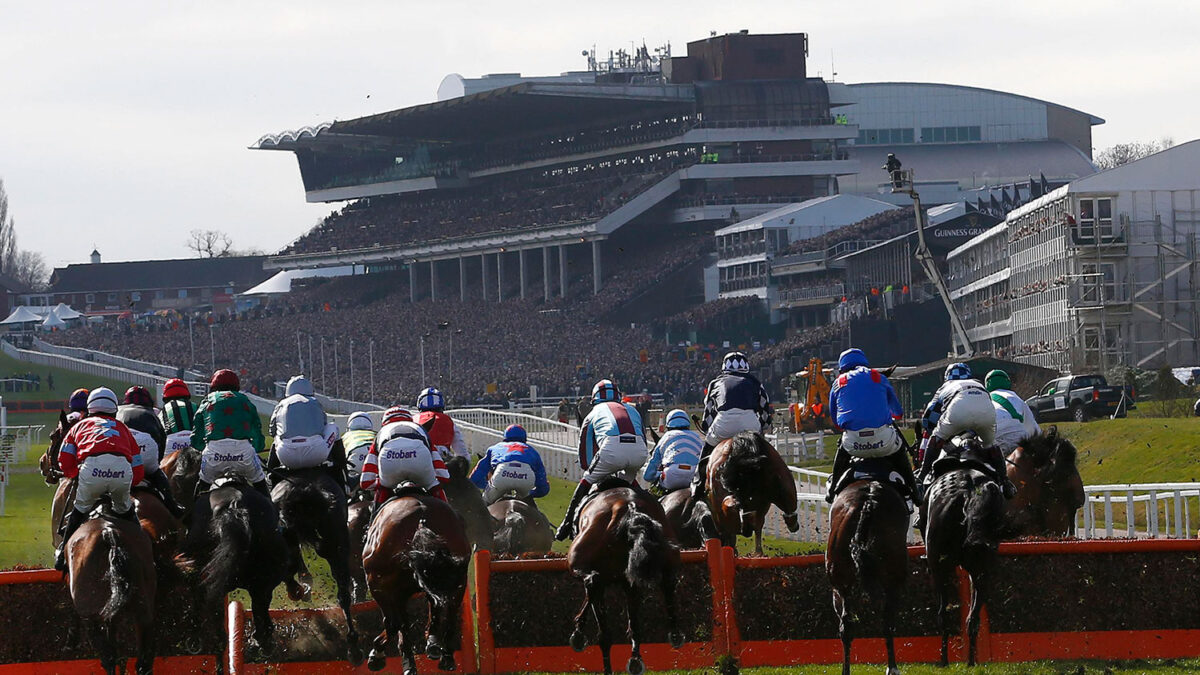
[87,387,119,414]
[286,375,314,397]
[347,411,375,431]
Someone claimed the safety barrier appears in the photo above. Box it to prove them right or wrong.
[1078,482,1200,539]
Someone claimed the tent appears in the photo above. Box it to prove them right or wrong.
[41,313,67,330]
[240,266,354,296]
[0,306,43,326]
[51,303,82,320]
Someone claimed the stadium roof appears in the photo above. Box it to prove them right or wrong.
[254,82,695,149]
[847,82,1105,125]
[715,194,898,236]
[49,256,270,294]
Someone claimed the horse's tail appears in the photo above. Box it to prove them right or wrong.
[203,494,251,605]
[720,433,769,496]
[849,483,883,599]
[408,519,468,601]
[100,524,132,622]
[494,511,525,555]
[963,479,1004,555]
[617,503,675,590]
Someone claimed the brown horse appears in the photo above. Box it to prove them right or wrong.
[489,498,554,555]
[1003,427,1086,538]
[567,483,685,675]
[131,486,184,566]
[160,446,202,520]
[347,497,372,602]
[38,410,72,486]
[363,490,471,675]
[707,432,800,554]
[660,489,717,549]
[442,456,497,551]
[66,511,158,675]
[826,478,909,675]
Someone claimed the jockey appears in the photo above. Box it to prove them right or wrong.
[415,387,469,460]
[191,369,269,499]
[824,348,917,505]
[54,388,144,571]
[342,411,377,493]
[555,379,648,541]
[689,352,772,502]
[985,369,1041,455]
[643,409,703,492]
[159,378,196,458]
[469,424,550,504]
[360,407,448,522]
[67,388,89,423]
[118,386,186,518]
[268,375,347,487]
[918,363,1015,498]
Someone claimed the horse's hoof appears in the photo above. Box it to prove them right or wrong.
[627,655,645,675]
[286,580,312,603]
[438,653,457,671]
[347,641,365,666]
[569,629,588,652]
[367,649,386,672]
[669,629,686,649]
[425,638,444,660]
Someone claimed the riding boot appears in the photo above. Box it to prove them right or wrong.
[825,446,852,504]
[555,480,591,541]
[327,442,350,490]
[917,436,944,488]
[55,508,88,572]
[889,449,920,503]
[147,470,186,519]
[688,443,716,503]
[988,445,1018,499]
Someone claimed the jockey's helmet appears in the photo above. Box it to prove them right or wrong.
[123,386,155,409]
[383,406,413,425]
[68,388,90,412]
[162,378,190,400]
[984,369,1012,392]
[503,424,527,442]
[665,409,691,429]
[944,362,973,382]
[417,387,445,412]
[591,379,620,403]
[210,369,240,392]
[347,411,375,431]
[721,351,750,373]
[837,348,869,373]
[87,387,119,415]
[285,375,314,397]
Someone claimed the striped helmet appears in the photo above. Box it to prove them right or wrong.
[944,362,973,382]
[383,406,413,425]
[722,351,750,374]
[591,379,620,404]
[417,387,444,412]
[665,409,691,430]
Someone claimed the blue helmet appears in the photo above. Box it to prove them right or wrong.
[665,409,691,430]
[417,387,444,411]
[591,379,619,403]
[837,348,869,373]
[945,362,973,381]
[503,424,527,442]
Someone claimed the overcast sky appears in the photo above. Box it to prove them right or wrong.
[3,1,1198,268]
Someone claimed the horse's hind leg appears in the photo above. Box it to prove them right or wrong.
[320,536,362,665]
[754,526,764,556]
[368,598,405,673]
[661,568,685,648]
[624,585,645,675]
[249,583,276,657]
[282,528,311,602]
[585,574,614,675]
[966,569,989,667]
[933,560,955,667]
[569,573,596,652]
[832,589,854,675]
[884,590,900,675]
[136,619,156,675]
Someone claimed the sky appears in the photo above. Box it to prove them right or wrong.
[3,0,1199,269]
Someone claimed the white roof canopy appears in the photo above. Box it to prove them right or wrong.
[0,306,43,325]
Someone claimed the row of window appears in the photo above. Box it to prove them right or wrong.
[73,286,235,305]
[855,125,982,146]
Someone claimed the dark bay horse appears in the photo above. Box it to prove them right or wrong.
[347,496,372,602]
[489,497,554,555]
[131,486,184,569]
[826,479,909,675]
[66,511,157,675]
[270,466,363,663]
[660,489,717,549]
[160,446,201,520]
[363,489,471,675]
[707,432,800,554]
[179,477,287,655]
[443,456,496,551]
[567,483,685,675]
[1003,427,1086,538]
[923,434,1006,666]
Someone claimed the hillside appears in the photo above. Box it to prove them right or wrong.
[1054,417,1200,484]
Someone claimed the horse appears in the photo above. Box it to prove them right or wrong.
[1003,426,1086,538]
[567,481,685,675]
[130,486,184,568]
[65,508,158,675]
[489,497,554,556]
[922,434,1007,666]
[270,466,363,663]
[347,493,372,602]
[660,489,717,549]
[178,477,287,655]
[38,410,72,486]
[826,474,910,675]
[442,455,496,551]
[706,432,800,554]
[363,489,471,675]
[160,446,202,520]
[51,476,78,549]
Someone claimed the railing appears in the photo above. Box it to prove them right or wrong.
[1077,483,1200,539]
[0,425,45,465]
[777,283,845,303]
[2,340,165,392]
[32,337,201,380]
[699,117,837,129]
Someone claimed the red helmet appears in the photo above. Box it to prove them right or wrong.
[210,369,240,392]
[163,378,190,400]
[382,406,413,425]
[123,386,155,408]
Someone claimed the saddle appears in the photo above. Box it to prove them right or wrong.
[384,482,436,505]
[925,432,1003,487]
[575,477,645,528]
[832,457,908,497]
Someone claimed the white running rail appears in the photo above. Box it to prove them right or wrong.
[1077,483,1200,539]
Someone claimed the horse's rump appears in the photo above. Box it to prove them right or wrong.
[272,468,345,544]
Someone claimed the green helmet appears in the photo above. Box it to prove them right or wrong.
[984,369,1012,392]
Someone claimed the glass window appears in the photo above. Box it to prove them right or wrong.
[958,127,970,141]
[903,128,914,143]
[969,126,982,141]
[107,292,117,302]
[1097,198,1113,238]
[85,293,95,304]
[155,290,165,300]
[933,127,945,142]
[921,127,933,142]
[178,289,188,299]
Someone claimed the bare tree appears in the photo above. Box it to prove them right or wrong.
[10,249,47,290]
[186,229,233,258]
[0,179,16,275]
[1095,137,1175,170]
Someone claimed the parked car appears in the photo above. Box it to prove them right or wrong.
[1026,374,1128,422]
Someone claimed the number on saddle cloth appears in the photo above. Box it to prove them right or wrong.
[836,457,906,495]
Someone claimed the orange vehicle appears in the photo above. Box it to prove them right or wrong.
[792,357,834,432]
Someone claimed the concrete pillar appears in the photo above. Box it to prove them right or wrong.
[519,249,527,300]
[592,240,602,295]
[497,252,504,302]
[409,263,417,303]
[429,260,437,302]
[459,257,467,302]
[543,246,552,302]
[559,245,568,298]
[481,253,491,301]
